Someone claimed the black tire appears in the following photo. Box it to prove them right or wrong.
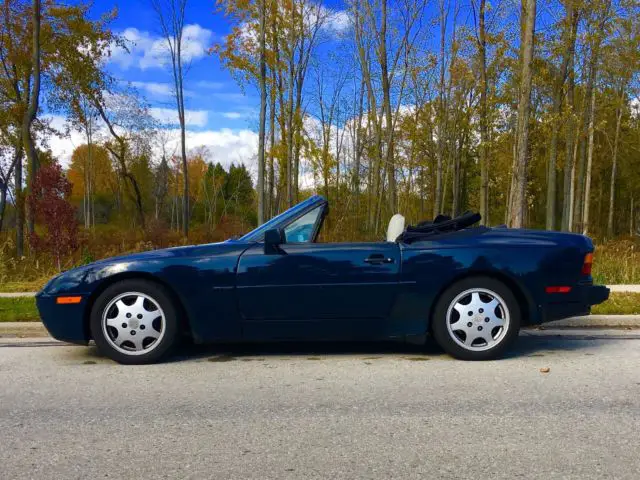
[431,276,521,360]
[90,279,179,364]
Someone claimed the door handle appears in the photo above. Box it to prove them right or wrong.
[364,255,394,264]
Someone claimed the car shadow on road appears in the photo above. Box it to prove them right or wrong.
[164,333,608,363]
[62,333,612,364]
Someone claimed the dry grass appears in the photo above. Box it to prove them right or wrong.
[592,239,640,285]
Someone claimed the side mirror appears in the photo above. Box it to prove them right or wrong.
[264,228,285,254]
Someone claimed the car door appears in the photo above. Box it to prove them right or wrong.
[235,207,401,339]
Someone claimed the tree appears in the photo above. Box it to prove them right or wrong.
[91,90,155,229]
[545,1,578,230]
[27,161,77,270]
[256,0,267,225]
[152,0,190,237]
[67,144,114,226]
[507,0,537,228]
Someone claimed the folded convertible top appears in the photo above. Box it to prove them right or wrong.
[397,211,482,243]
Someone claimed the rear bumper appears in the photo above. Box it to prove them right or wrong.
[541,284,610,323]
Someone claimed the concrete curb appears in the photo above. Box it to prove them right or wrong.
[0,292,39,298]
[1,315,640,339]
[608,285,640,293]
[540,315,640,328]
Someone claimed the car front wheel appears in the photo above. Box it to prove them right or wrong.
[90,279,179,364]
[431,277,521,360]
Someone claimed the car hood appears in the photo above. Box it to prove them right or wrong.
[39,240,252,296]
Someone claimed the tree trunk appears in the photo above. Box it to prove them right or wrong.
[607,91,623,238]
[508,0,536,228]
[379,0,396,214]
[477,0,489,225]
[546,2,575,230]
[434,0,448,217]
[582,76,596,235]
[15,148,24,256]
[0,181,6,234]
[23,0,41,239]
[256,0,267,225]
[267,74,276,219]
[560,9,578,232]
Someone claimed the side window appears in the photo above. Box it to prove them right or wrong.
[284,207,322,243]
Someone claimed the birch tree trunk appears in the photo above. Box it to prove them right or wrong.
[607,90,623,238]
[582,75,596,235]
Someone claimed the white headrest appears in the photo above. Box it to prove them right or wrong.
[386,214,405,242]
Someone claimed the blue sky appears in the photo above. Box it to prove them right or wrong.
[49,0,352,172]
[49,0,265,170]
[100,0,256,132]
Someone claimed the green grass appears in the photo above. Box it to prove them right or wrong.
[592,292,640,315]
[0,297,41,322]
[0,292,638,323]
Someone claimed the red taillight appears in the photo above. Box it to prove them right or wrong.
[545,286,572,294]
[582,253,594,276]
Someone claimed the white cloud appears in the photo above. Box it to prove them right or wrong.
[165,128,258,171]
[130,81,197,99]
[149,107,209,127]
[42,115,85,168]
[131,81,173,97]
[110,24,213,70]
[43,115,258,176]
[222,112,243,119]
[324,9,351,34]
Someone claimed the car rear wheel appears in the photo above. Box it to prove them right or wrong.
[90,279,179,364]
[431,277,521,360]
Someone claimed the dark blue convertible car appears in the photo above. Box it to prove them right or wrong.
[37,195,609,364]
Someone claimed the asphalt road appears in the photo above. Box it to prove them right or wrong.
[1,333,640,479]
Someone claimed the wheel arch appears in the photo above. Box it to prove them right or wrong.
[83,272,192,341]
[427,270,535,334]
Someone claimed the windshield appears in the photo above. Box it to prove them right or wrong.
[238,195,325,242]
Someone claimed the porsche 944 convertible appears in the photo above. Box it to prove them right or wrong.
[36,195,609,364]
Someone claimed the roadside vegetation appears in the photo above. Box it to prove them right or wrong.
[0,298,39,322]
[592,293,640,315]
[591,240,640,285]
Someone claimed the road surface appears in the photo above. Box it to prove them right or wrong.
[1,333,640,479]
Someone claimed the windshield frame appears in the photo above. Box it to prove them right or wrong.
[238,195,327,242]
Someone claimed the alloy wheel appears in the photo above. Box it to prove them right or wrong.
[102,292,166,356]
[446,287,510,352]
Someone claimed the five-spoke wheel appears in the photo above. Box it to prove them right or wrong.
[432,277,520,360]
[90,279,179,364]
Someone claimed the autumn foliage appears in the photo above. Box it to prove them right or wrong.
[27,162,78,268]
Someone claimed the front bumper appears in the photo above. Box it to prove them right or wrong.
[35,293,90,345]
[542,284,610,323]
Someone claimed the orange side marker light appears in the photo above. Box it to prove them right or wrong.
[56,296,82,304]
